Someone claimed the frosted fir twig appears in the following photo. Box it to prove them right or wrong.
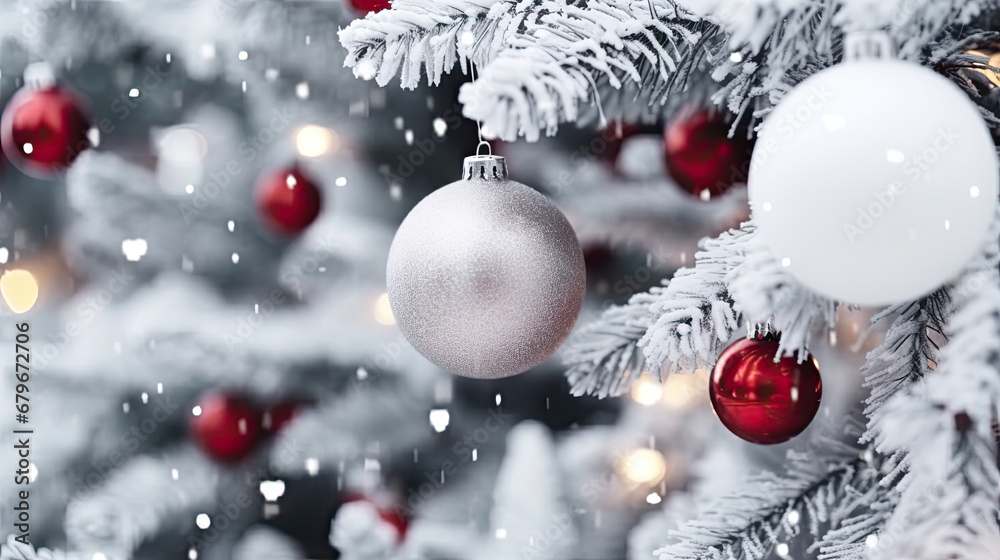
[459,0,720,140]
[565,220,835,396]
[859,292,950,444]
[563,292,656,398]
[863,213,1000,444]
[345,0,994,141]
[811,470,899,560]
[63,447,220,560]
[656,432,886,560]
[638,224,751,376]
[339,0,528,88]
[727,232,836,362]
[562,224,751,397]
[867,231,1000,559]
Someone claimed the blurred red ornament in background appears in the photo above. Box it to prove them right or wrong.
[348,0,392,14]
[342,493,409,539]
[1,85,91,177]
[190,392,261,461]
[255,166,323,236]
[663,109,753,200]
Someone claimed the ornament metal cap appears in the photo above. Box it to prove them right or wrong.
[844,31,895,61]
[22,62,57,89]
[462,154,508,181]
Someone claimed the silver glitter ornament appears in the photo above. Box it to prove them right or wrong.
[386,154,586,379]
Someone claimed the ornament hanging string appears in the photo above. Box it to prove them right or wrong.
[470,62,491,156]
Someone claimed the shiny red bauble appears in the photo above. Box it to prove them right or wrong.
[255,166,323,236]
[1,85,91,177]
[348,0,392,13]
[663,109,753,200]
[190,392,261,461]
[709,335,822,445]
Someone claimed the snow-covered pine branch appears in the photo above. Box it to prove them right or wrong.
[655,431,887,560]
[866,231,1000,559]
[563,224,751,397]
[343,0,996,141]
[63,448,221,560]
[458,0,721,141]
[726,229,836,362]
[563,292,655,398]
[270,377,438,474]
[565,220,835,397]
[339,0,525,88]
[638,224,747,377]
[859,293,950,443]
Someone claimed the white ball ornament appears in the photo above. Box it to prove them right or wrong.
[749,35,998,306]
[386,154,586,379]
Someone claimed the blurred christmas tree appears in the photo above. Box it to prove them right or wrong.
[4,1,1000,560]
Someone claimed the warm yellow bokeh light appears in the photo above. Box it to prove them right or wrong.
[295,125,340,158]
[965,50,1000,87]
[373,293,395,325]
[1,269,39,314]
[630,375,664,406]
[618,448,668,486]
[662,368,710,409]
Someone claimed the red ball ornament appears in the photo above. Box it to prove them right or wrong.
[190,392,261,461]
[663,109,753,200]
[255,166,323,236]
[709,334,822,445]
[347,0,391,14]
[1,85,91,177]
[342,493,409,539]
[262,400,302,433]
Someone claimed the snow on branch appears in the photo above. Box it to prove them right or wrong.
[727,230,836,362]
[339,0,526,88]
[656,429,887,560]
[271,378,437,473]
[563,224,752,398]
[565,220,834,397]
[459,0,719,141]
[563,292,655,398]
[63,447,220,560]
[637,224,749,377]
[858,292,950,443]
[343,0,991,140]
[867,230,1000,559]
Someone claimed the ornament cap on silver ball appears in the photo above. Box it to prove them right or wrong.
[463,154,508,181]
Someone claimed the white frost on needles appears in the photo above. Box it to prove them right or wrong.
[870,223,1000,560]
[339,0,524,88]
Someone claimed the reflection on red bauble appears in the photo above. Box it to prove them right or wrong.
[663,109,753,200]
[1,85,91,177]
[190,392,261,461]
[348,0,392,14]
[255,166,323,236]
[709,335,822,444]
